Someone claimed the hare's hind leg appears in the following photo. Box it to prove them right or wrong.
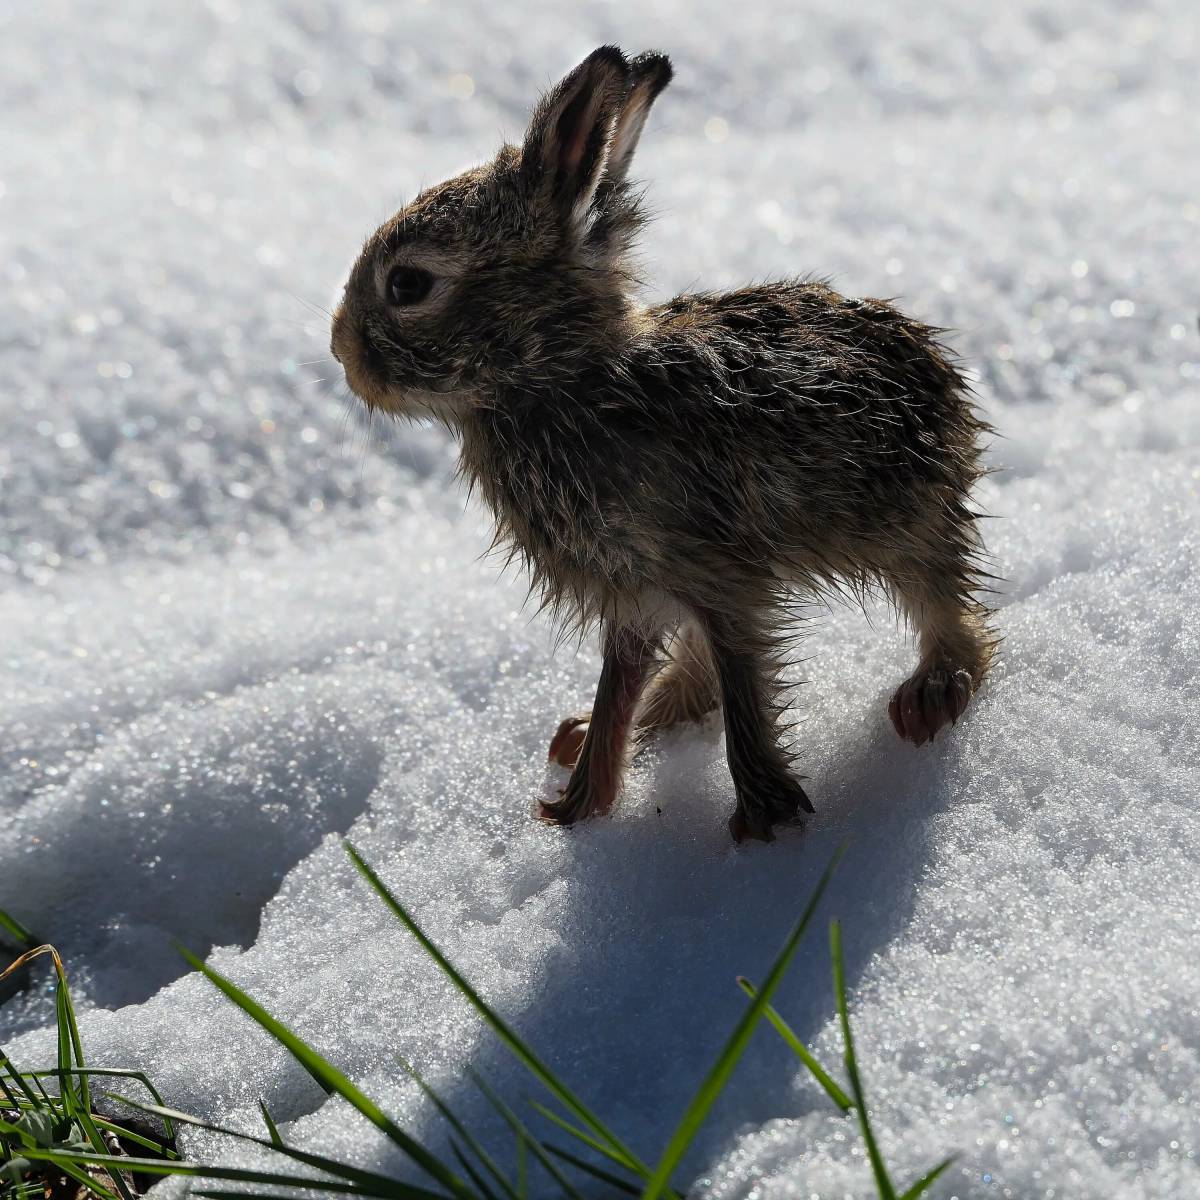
[541,622,659,826]
[696,605,814,843]
[633,620,721,745]
[548,620,719,769]
[887,559,996,746]
[548,712,591,769]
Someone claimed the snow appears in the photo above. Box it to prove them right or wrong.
[2,1,1198,1196]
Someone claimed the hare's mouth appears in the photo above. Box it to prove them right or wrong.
[336,355,395,414]
[342,368,469,424]
[330,321,398,413]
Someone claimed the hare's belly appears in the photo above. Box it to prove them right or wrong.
[511,499,687,629]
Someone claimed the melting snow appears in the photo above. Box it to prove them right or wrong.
[2,1,1198,1196]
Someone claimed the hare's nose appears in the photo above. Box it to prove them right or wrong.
[330,341,342,365]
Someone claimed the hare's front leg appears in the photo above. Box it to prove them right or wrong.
[541,623,658,826]
[697,606,814,843]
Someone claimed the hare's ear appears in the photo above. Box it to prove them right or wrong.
[602,51,673,190]
[521,46,630,231]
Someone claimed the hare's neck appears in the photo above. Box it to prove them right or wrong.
[454,380,600,520]
[454,401,511,517]
[454,392,617,612]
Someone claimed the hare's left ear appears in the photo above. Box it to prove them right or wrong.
[521,46,631,231]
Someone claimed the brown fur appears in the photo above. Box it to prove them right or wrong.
[331,46,997,842]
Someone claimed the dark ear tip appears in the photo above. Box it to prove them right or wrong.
[630,50,674,93]
[583,44,632,79]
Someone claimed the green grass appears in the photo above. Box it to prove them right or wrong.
[0,942,178,1200]
[4,847,957,1198]
[0,914,36,956]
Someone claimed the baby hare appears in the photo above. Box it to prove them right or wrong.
[332,46,996,842]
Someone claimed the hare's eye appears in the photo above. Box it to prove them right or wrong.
[386,265,433,307]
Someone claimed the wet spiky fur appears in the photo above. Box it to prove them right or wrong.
[331,46,998,842]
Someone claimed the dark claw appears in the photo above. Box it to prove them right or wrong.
[949,670,972,723]
[728,778,812,843]
[729,808,775,844]
[921,673,947,737]
[539,785,589,826]
[901,681,929,745]
[540,768,617,826]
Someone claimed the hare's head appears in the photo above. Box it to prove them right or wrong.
[331,46,672,420]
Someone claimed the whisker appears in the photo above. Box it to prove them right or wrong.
[280,318,329,330]
[290,292,334,320]
[338,394,359,458]
[359,409,376,482]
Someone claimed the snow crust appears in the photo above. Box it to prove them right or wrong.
[2,1,1198,1196]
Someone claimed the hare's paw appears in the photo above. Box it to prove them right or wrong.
[889,668,972,746]
[728,776,814,844]
[538,771,614,827]
[547,713,590,769]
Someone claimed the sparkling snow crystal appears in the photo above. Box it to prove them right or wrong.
[2,2,1197,1197]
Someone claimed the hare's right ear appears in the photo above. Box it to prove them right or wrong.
[520,46,630,232]
[602,52,673,190]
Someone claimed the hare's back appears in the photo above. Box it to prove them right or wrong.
[621,284,987,561]
[644,283,981,476]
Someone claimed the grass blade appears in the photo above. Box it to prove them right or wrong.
[346,843,651,1183]
[527,1102,643,1178]
[400,1058,519,1200]
[0,909,37,951]
[2,946,133,1200]
[831,920,895,1200]
[897,1155,958,1200]
[57,975,136,1200]
[543,1144,640,1197]
[2,951,69,1119]
[468,1071,583,1200]
[450,1139,501,1200]
[53,951,92,1115]
[41,1156,123,1200]
[105,1094,443,1198]
[515,1134,528,1200]
[259,1099,283,1148]
[35,1067,179,1142]
[735,977,852,1111]
[0,1050,43,1108]
[27,1072,64,1122]
[91,1116,173,1157]
[74,1106,136,1200]
[177,945,473,1200]
[195,1193,362,1200]
[55,974,76,1111]
[22,1148,443,1195]
[31,1072,64,1118]
[640,846,845,1200]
